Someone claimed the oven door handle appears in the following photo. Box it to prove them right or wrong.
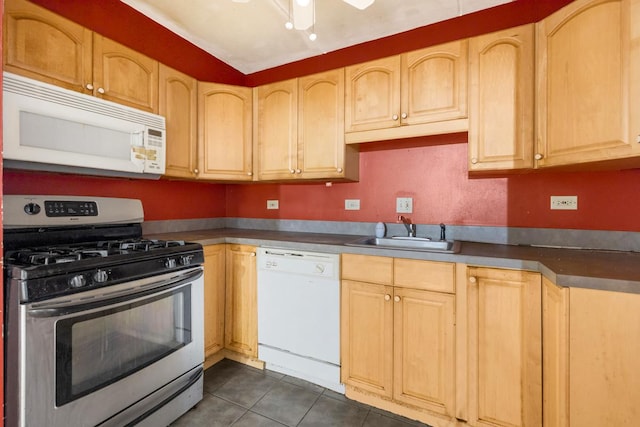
[27,268,203,317]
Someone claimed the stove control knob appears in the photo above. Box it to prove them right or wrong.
[93,269,109,283]
[24,203,41,215]
[69,275,87,288]
[165,258,177,269]
[179,255,194,266]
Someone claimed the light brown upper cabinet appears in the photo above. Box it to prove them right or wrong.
[536,0,640,168]
[345,40,469,144]
[256,69,358,181]
[4,0,159,113]
[198,82,253,181]
[160,64,198,179]
[468,24,535,172]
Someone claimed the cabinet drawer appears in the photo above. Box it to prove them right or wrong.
[342,254,393,285]
[393,259,455,293]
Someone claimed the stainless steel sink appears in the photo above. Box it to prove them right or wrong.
[345,236,461,253]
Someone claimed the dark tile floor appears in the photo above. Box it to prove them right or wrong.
[171,359,431,427]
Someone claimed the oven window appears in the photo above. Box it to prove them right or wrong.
[55,286,191,406]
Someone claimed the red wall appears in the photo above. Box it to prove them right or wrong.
[5,0,640,233]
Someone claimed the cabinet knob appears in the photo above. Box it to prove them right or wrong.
[247,172,253,176]
[336,167,343,173]
[471,158,478,164]
[394,295,401,302]
[193,168,199,174]
[85,83,94,90]
[384,294,391,301]
[534,153,543,160]
[250,252,256,257]
[392,114,399,121]
[97,87,105,94]
[401,112,407,119]
[469,276,477,283]
[290,169,296,174]
[636,135,640,143]
[295,169,301,174]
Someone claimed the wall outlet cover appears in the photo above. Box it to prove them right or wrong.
[267,200,279,210]
[345,199,360,210]
[550,195,578,210]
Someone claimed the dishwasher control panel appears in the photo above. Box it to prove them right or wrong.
[257,248,339,280]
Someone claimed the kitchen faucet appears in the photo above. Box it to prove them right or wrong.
[398,215,416,237]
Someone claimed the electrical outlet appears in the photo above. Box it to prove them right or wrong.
[550,196,578,210]
[345,199,360,210]
[396,197,413,213]
[266,200,279,210]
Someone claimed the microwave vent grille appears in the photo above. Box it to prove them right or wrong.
[3,72,165,130]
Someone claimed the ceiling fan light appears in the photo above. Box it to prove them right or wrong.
[296,0,311,6]
[309,32,317,41]
[285,21,294,30]
[343,0,375,10]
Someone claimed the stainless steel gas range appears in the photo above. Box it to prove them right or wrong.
[3,195,205,427]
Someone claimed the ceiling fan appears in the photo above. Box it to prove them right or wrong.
[233,0,375,40]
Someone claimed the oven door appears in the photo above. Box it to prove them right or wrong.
[13,267,204,427]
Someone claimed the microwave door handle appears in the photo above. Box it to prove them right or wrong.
[27,268,203,318]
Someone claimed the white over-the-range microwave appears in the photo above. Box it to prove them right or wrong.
[2,72,166,179]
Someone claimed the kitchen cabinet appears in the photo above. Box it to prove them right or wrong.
[341,254,456,419]
[160,64,198,179]
[203,244,225,360]
[198,82,253,181]
[4,0,159,113]
[224,244,258,357]
[256,70,358,181]
[536,0,640,169]
[568,287,640,427]
[344,40,469,144]
[542,277,569,427]
[466,267,541,427]
[468,24,535,172]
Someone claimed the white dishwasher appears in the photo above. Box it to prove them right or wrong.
[257,247,344,393]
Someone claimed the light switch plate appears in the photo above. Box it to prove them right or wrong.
[396,197,413,213]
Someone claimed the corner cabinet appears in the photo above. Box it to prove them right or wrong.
[466,267,541,427]
[345,40,469,144]
[160,64,198,179]
[224,244,258,357]
[4,0,158,112]
[468,24,535,172]
[341,254,456,422]
[536,0,640,168]
[256,69,358,181]
[198,82,254,181]
[203,245,226,360]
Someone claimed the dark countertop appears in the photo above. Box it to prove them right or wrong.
[146,228,640,294]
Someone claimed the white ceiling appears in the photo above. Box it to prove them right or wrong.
[120,0,513,74]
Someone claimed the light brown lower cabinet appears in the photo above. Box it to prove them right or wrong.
[341,254,456,422]
[224,244,258,357]
[203,245,226,360]
[466,267,541,427]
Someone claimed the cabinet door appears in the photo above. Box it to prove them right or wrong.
[536,0,640,168]
[341,279,394,398]
[3,0,92,93]
[569,288,640,427]
[224,244,257,357]
[160,64,198,179]
[393,287,455,416]
[203,245,225,359]
[256,79,298,180]
[93,35,159,113]
[401,40,468,126]
[198,82,253,181]
[345,55,401,133]
[467,267,541,427]
[298,69,356,180]
[542,278,569,427]
[468,25,535,172]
